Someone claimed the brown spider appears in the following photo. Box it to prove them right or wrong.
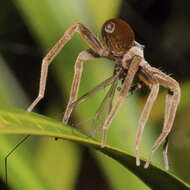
[27,18,180,170]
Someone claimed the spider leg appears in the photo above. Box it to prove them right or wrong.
[63,50,97,124]
[162,90,173,170]
[144,79,180,168]
[135,83,159,166]
[163,135,169,170]
[27,59,48,112]
[27,22,107,112]
[101,56,141,147]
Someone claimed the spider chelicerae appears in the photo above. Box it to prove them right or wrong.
[27,18,180,170]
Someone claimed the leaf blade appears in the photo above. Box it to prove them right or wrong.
[0,109,189,190]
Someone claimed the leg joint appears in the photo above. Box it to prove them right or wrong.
[78,50,95,61]
[38,94,44,99]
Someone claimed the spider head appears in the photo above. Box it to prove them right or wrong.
[102,18,135,56]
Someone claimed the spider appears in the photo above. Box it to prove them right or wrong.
[27,18,180,170]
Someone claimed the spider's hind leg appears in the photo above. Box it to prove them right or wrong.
[101,56,141,147]
[163,135,169,170]
[135,83,159,166]
[144,80,180,169]
[162,89,173,170]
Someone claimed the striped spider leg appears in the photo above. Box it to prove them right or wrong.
[27,23,108,113]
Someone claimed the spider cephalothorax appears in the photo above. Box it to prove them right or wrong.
[27,18,180,170]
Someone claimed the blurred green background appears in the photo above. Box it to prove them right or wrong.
[0,0,190,189]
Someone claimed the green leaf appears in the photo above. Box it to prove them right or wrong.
[0,55,51,189]
[0,54,81,190]
[0,109,189,190]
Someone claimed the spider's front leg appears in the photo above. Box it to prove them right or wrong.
[27,22,107,113]
[101,56,142,147]
[63,50,97,124]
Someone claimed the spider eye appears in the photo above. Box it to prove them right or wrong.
[104,22,115,33]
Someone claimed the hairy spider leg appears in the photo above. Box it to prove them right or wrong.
[63,50,97,124]
[135,83,159,166]
[27,23,107,112]
[159,88,177,170]
[101,56,141,147]
[144,72,180,168]
[163,135,169,170]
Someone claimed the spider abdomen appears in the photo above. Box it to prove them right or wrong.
[101,18,135,56]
